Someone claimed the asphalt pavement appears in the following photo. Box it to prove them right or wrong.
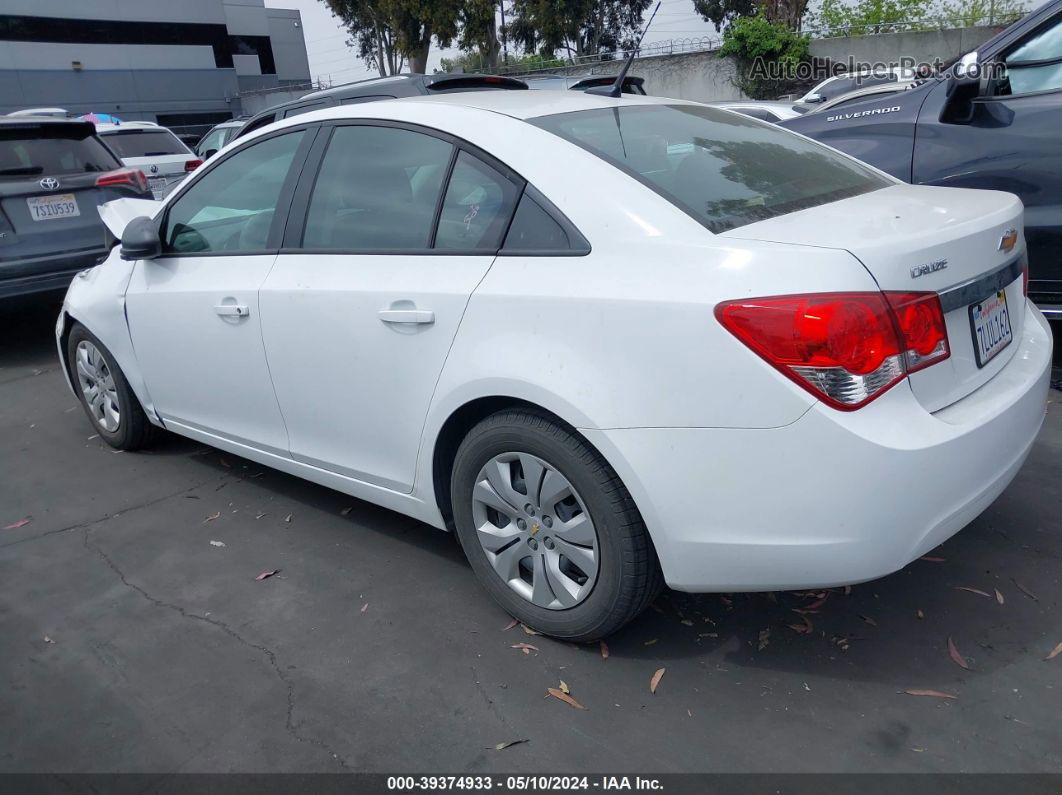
[1,293,1060,773]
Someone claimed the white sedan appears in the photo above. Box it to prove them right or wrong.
[57,91,1053,640]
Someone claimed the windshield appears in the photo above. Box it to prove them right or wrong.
[103,130,189,158]
[532,104,891,233]
[0,126,120,179]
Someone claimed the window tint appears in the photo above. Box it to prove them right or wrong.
[103,130,189,157]
[503,192,573,252]
[1004,17,1062,94]
[302,125,452,250]
[533,104,891,234]
[163,130,304,254]
[435,151,519,251]
[0,126,120,179]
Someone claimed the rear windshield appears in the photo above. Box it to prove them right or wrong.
[0,125,120,179]
[532,104,891,233]
[103,130,188,158]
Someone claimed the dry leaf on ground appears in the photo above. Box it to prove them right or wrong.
[493,739,528,751]
[995,589,1005,605]
[522,624,541,636]
[284,514,293,523]
[787,614,814,635]
[502,618,519,631]
[547,687,586,709]
[1044,642,1062,661]
[360,603,369,613]
[600,640,609,659]
[255,569,280,581]
[954,586,991,598]
[1014,580,1039,601]
[511,643,538,654]
[3,518,31,530]
[203,512,221,523]
[209,540,225,547]
[947,637,971,670]
[559,680,570,695]
[903,689,958,699]
[650,667,666,694]
[43,636,54,644]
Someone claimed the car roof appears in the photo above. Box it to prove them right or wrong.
[0,115,93,130]
[377,90,685,120]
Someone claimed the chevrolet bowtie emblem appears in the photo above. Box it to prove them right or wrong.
[529,523,540,536]
[998,228,1018,253]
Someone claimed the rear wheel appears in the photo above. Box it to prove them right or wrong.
[67,323,156,451]
[451,408,662,641]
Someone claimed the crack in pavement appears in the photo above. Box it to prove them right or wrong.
[82,526,351,771]
[0,481,218,551]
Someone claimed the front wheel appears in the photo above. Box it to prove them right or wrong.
[451,409,662,641]
[67,322,156,451]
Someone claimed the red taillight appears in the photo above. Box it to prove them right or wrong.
[184,158,203,172]
[95,167,148,194]
[716,291,950,410]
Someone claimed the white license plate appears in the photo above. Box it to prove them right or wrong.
[27,193,80,221]
[969,289,1013,368]
[148,176,167,199]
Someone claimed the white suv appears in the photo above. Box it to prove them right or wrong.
[95,122,201,199]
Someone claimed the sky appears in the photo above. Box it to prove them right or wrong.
[265,0,725,87]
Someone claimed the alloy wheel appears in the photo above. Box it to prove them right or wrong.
[74,341,120,433]
[471,452,599,610]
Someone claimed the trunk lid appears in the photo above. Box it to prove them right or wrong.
[721,184,1027,412]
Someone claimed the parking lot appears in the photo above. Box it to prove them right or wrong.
[0,292,1058,773]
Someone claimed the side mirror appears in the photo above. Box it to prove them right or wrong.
[120,216,162,261]
[205,148,217,159]
[804,93,823,103]
[942,61,990,124]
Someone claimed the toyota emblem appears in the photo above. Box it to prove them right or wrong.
[149,165,159,174]
[39,177,60,190]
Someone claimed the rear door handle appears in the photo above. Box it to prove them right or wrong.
[215,304,249,317]
[378,308,435,325]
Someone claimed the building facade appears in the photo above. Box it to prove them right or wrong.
[0,0,311,135]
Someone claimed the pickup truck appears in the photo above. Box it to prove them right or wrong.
[782,0,1062,317]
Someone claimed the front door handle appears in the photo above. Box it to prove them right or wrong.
[378,308,435,325]
[215,304,249,317]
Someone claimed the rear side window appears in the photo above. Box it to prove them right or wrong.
[0,126,120,179]
[435,151,519,251]
[502,191,586,253]
[301,125,453,250]
[103,130,189,158]
[533,104,891,233]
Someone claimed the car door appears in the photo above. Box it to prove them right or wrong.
[913,9,1062,303]
[125,127,315,454]
[260,122,522,492]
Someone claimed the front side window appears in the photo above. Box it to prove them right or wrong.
[1003,16,1062,95]
[163,130,305,254]
[435,151,519,250]
[302,125,453,250]
[533,104,891,233]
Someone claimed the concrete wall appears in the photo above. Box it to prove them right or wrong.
[516,25,1007,104]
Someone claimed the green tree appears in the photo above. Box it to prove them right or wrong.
[506,0,651,60]
[694,0,810,32]
[719,14,811,97]
[457,0,502,70]
[324,0,461,76]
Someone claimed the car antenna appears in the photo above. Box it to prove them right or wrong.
[588,1,661,98]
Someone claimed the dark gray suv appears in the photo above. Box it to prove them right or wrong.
[1,116,153,298]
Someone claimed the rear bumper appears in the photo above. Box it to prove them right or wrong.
[0,248,108,298]
[584,302,1053,592]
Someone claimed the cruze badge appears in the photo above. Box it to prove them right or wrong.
[998,228,1017,252]
[911,258,948,279]
[827,105,901,123]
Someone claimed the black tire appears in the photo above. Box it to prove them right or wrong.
[451,408,663,641]
[67,322,157,451]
